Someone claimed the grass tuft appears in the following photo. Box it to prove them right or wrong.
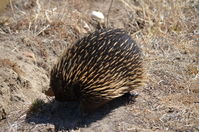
[27,99,45,115]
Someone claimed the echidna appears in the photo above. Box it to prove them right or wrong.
[45,28,144,112]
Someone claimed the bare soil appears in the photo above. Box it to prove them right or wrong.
[0,0,199,132]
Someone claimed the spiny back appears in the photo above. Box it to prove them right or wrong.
[50,28,144,112]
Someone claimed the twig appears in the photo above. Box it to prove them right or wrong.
[35,24,50,36]
[106,0,114,28]
[9,0,16,20]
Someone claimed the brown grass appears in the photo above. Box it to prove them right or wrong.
[0,0,198,131]
[0,58,25,76]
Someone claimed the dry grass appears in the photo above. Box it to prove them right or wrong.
[0,0,10,13]
[0,0,198,131]
[27,99,45,115]
[0,58,25,76]
[117,0,199,95]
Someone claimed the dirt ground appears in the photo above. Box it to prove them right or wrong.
[0,0,199,132]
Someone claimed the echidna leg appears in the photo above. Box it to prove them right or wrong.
[123,92,138,102]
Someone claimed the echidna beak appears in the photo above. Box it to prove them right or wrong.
[44,88,55,97]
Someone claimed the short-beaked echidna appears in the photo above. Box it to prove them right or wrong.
[46,28,144,112]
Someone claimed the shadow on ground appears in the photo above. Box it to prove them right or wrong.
[25,93,137,131]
